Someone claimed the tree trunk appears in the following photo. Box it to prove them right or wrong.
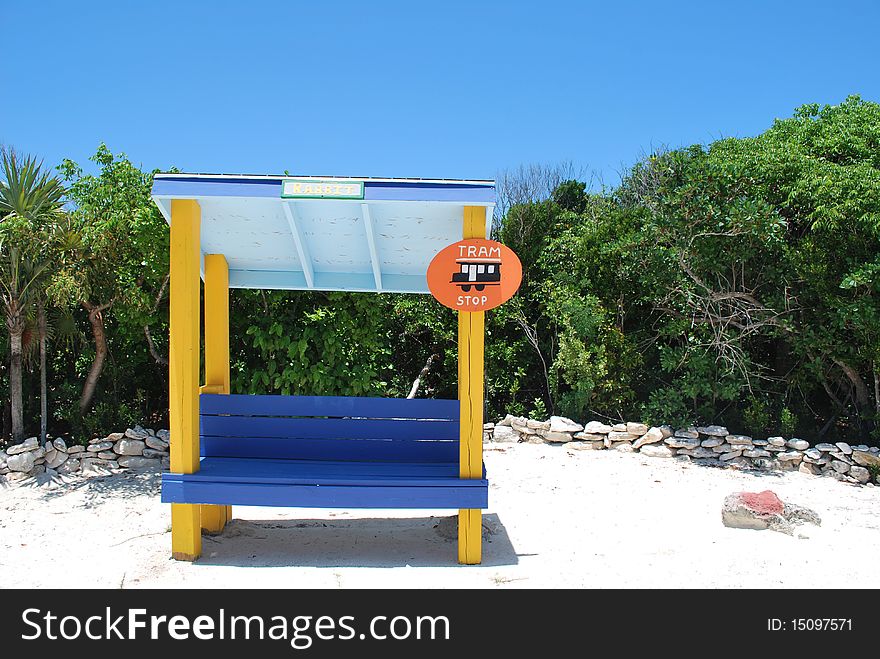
[9,327,23,442]
[832,357,871,412]
[38,301,48,443]
[874,362,880,420]
[79,302,109,414]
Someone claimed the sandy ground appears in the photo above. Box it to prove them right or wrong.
[1,443,878,589]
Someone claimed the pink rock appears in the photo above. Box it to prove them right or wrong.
[737,490,784,516]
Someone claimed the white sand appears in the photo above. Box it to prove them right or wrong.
[1,443,877,588]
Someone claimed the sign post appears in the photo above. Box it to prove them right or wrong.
[428,218,522,564]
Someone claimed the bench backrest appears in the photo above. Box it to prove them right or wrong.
[199,394,460,463]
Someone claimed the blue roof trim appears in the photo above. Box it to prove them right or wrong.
[152,177,495,204]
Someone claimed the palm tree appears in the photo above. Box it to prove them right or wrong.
[0,149,64,442]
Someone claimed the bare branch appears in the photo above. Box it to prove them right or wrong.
[407,353,439,399]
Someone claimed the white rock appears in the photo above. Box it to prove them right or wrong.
[632,427,665,449]
[58,459,81,474]
[611,442,634,452]
[46,451,68,469]
[835,442,852,455]
[543,431,574,443]
[143,448,169,459]
[607,431,640,442]
[805,448,822,460]
[701,437,725,448]
[691,447,718,459]
[799,461,821,475]
[44,448,57,464]
[786,439,809,450]
[778,450,804,462]
[497,414,515,427]
[852,450,880,468]
[513,424,537,435]
[52,438,68,452]
[726,456,753,468]
[719,450,744,461]
[849,466,871,484]
[852,444,869,451]
[626,422,648,435]
[492,426,519,443]
[88,441,113,452]
[659,425,674,439]
[67,445,85,454]
[113,438,146,456]
[125,427,149,441]
[815,443,835,452]
[712,443,732,453]
[549,416,584,433]
[726,435,753,446]
[7,437,39,455]
[526,419,550,430]
[674,428,700,439]
[156,429,171,442]
[80,459,113,474]
[569,441,602,451]
[582,421,612,434]
[664,437,700,449]
[573,432,606,441]
[117,455,161,470]
[831,460,850,474]
[7,451,36,472]
[743,448,771,458]
[767,437,786,447]
[753,439,769,446]
[639,444,675,458]
[696,425,728,436]
[611,423,627,432]
[97,450,117,460]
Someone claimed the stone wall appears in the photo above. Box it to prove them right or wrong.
[3,416,879,488]
[0,426,169,483]
[488,414,880,486]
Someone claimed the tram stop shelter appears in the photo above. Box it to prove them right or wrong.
[151,174,495,564]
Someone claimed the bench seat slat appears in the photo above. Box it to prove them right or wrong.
[200,416,458,441]
[201,436,458,462]
[161,480,488,509]
[200,394,459,420]
[167,457,485,486]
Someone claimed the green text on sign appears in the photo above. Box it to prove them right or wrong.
[281,178,365,200]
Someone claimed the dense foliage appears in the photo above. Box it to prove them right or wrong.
[1,97,878,444]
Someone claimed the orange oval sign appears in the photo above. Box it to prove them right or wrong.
[427,239,522,311]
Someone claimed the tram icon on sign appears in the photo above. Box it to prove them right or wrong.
[451,258,502,292]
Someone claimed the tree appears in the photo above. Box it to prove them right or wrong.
[0,149,64,441]
[57,145,170,414]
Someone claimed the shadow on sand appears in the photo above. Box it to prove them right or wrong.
[195,513,518,569]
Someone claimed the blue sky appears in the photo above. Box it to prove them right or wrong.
[2,1,878,186]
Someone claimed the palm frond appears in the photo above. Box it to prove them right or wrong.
[0,148,65,223]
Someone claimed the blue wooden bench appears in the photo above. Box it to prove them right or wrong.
[161,394,488,510]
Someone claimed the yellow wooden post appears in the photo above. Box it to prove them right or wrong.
[458,205,486,564]
[169,199,202,561]
[200,254,232,533]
